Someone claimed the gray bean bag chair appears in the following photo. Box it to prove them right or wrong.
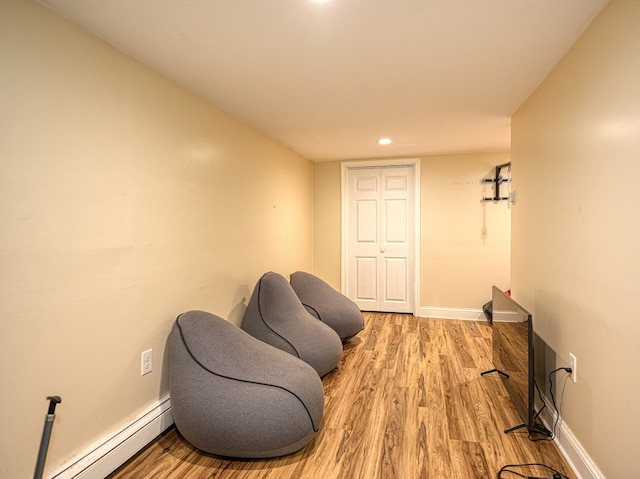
[290,271,365,342]
[241,272,343,377]
[169,310,324,458]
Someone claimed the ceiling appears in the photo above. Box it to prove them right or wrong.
[41,0,607,162]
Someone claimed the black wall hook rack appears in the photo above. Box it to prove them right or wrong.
[482,162,511,201]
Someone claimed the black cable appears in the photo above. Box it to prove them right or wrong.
[498,369,573,478]
[496,462,571,479]
[532,380,547,425]
[549,367,571,437]
[529,367,571,441]
[497,464,526,478]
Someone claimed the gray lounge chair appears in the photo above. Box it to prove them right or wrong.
[290,271,364,342]
[241,272,343,377]
[169,310,324,458]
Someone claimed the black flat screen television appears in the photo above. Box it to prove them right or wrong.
[482,286,551,436]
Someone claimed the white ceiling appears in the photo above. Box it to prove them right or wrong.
[41,0,607,162]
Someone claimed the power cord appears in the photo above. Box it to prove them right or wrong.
[497,462,570,479]
[549,367,571,437]
[530,367,571,441]
[497,368,573,478]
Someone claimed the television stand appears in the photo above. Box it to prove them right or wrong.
[504,421,553,437]
[481,368,509,378]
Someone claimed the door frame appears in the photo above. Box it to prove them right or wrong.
[341,158,421,314]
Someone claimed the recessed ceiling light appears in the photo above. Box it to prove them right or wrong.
[378,138,392,145]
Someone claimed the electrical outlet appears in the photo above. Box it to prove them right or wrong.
[141,349,153,376]
[569,353,577,383]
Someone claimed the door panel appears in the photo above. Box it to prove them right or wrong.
[355,256,377,302]
[384,257,408,302]
[385,174,407,191]
[356,200,377,243]
[384,199,407,243]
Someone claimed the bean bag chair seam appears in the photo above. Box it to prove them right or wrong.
[255,275,302,359]
[176,319,319,432]
[300,301,321,319]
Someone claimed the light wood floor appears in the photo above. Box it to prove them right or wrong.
[108,313,573,479]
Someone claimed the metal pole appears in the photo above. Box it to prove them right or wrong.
[34,396,62,479]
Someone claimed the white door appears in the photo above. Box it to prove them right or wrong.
[345,166,414,313]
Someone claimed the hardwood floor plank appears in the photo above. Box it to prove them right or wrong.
[109,313,575,479]
[446,321,478,368]
[450,439,491,479]
[422,405,453,476]
[378,386,408,478]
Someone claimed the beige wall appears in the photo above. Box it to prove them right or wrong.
[421,152,511,309]
[511,1,639,477]
[312,161,342,287]
[313,152,512,312]
[0,2,312,477]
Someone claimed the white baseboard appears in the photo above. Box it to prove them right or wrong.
[538,396,605,479]
[417,306,485,321]
[47,397,174,479]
